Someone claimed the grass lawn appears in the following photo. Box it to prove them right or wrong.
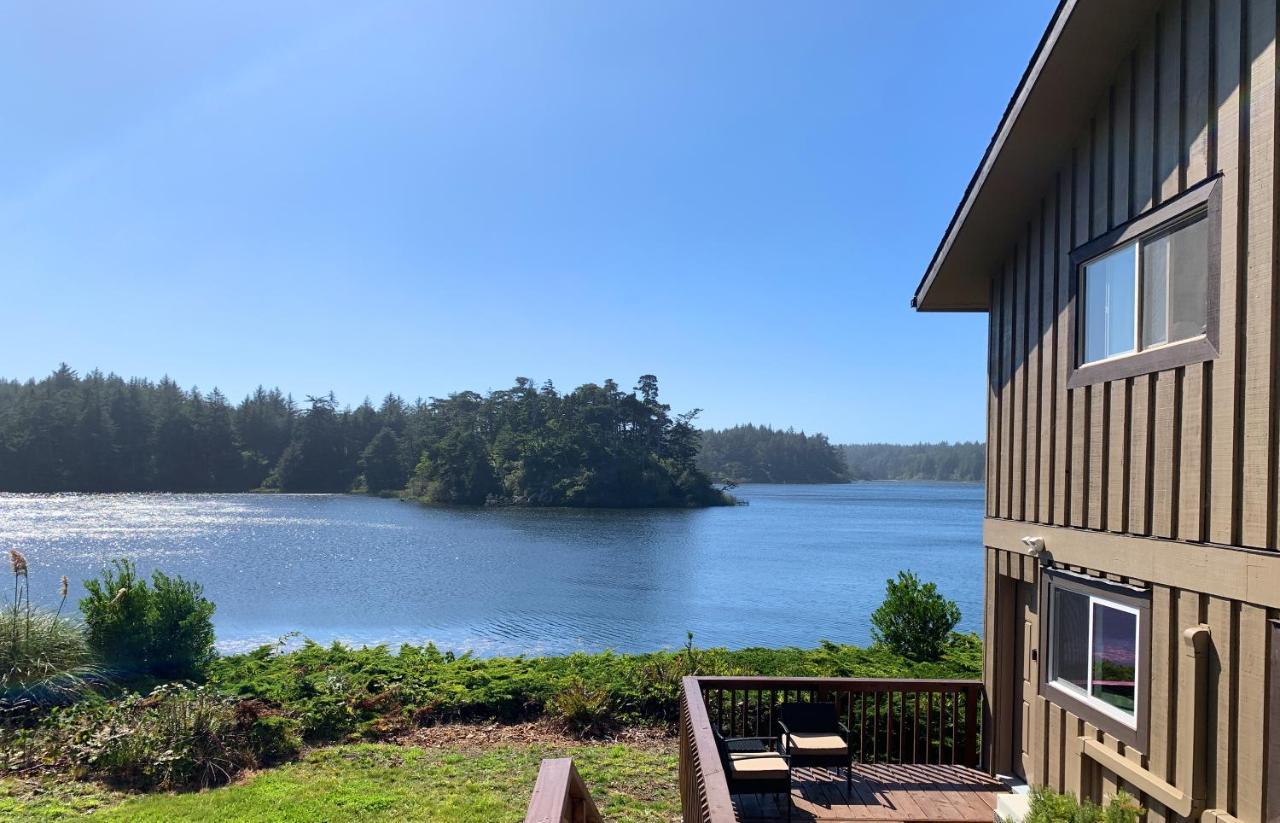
[0,740,680,822]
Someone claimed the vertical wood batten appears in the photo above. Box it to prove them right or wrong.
[1013,241,1028,523]
[1041,191,1059,523]
[1056,168,1073,526]
[1001,256,1015,520]
[1027,219,1043,523]
[1239,0,1277,549]
[1209,0,1242,546]
[1071,143,1090,527]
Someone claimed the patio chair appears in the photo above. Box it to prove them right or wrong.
[713,729,792,821]
[777,701,853,794]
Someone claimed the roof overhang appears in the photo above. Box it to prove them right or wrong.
[912,0,1164,312]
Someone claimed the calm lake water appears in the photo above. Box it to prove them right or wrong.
[0,483,983,656]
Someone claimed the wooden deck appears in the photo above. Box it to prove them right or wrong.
[732,763,1004,823]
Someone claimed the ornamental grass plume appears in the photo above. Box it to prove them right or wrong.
[54,576,70,620]
[1,554,97,709]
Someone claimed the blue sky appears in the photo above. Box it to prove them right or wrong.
[1,1,1055,443]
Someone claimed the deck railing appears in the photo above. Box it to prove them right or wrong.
[678,675,985,823]
[524,757,603,823]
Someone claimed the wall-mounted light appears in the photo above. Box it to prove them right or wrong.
[1020,536,1046,556]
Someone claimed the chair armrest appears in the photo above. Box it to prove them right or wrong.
[837,721,851,738]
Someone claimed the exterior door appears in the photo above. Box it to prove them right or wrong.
[1012,580,1036,781]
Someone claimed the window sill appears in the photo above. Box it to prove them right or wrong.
[1040,680,1143,748]
[1066,335,1217,388]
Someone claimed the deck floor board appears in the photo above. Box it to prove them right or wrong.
[732,763,1003,822]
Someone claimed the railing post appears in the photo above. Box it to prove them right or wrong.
[964,683,980,767]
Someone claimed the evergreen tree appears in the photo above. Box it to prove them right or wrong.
[359,427,406,493]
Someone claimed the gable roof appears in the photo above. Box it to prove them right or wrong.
[912,0,1163,311]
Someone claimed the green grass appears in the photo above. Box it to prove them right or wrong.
[0,741,679,822]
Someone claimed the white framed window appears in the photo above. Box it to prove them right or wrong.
[1041,570,1149,746]
[1080,213,1208,366]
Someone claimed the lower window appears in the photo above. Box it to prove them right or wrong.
[1041,570,1149,745]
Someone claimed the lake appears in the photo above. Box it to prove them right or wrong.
[0,483,983,656]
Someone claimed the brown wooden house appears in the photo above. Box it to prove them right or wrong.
[914,0,1280,820]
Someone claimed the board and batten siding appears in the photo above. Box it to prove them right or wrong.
[982,0,1278,820]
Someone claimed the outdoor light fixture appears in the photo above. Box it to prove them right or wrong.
[1020,536,1046,556]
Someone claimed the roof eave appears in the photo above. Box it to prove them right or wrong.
[913,0,1162,313]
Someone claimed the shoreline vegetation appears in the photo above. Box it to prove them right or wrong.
[0,365,984,502]
[0,366,729,508]
[1,555,977,820]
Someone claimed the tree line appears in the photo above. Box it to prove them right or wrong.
[697,424,850,484]
[0,366,728,507]
[842,442,984,482]
[696,426,985,484]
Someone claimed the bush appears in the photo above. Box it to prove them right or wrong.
[206,632,983,741]
[18,683,298,790]
[549,679,616,737]
[80,559,216,681]
[1026,786,1141,823]
[870,571,962,661]
[233,700,302,766]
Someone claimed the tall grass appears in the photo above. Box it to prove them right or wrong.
[2,551,97,709]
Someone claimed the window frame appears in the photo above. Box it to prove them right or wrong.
[1038,569,1151,748]
[1066,174,1221,388]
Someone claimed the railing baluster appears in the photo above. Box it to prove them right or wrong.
[912,690,920,764]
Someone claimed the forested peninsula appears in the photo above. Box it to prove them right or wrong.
[696,425,985,484]
[843,442,984,482]
[0,366,729,507]
[697,424,850,484]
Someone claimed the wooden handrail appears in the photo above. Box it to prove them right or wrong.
[679,676,739,823]
[695,676,980,690]
[524,758,603,823]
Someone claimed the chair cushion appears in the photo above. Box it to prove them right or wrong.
[785,732,848,756]
[729,752,790,780]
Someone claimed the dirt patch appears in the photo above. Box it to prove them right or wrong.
[401,719,675,755]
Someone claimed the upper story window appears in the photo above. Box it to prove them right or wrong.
[1080,215,1208,365]
[1068,176,1220,387]
[1040,570,1150,747]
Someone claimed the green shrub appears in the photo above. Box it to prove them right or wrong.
[80,559,216,681]
[206,632,982,740]
[18,683,299,790]
[234,701,302,766]
[1026,786,1141,823]
[869,570,962,661]
[549,679,616,737]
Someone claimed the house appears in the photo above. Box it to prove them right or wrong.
[913,0,1278,820]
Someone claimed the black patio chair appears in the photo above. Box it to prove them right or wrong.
[777,701,853,794]
[713,729,792,821]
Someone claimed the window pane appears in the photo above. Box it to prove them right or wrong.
[1082,244,1137,363]
[1168,218,1208,342]
[1052,588,1090,693]
[1143,217,1207,346]
[1142,234,1169,347]
[1090,603,1137,716]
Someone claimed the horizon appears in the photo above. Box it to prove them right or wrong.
[2,1,1056,443]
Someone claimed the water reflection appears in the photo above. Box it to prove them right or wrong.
[0,484,983,656]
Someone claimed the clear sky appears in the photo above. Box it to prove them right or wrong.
[1,1,1056,443]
